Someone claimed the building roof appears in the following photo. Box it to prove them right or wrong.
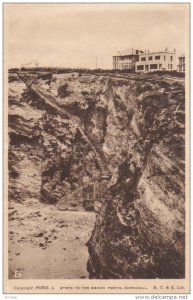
[139,51,175,56]
[114,48,143,57]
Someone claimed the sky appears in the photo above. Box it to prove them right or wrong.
[4,3,189,69]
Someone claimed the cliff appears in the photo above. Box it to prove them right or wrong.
[86,75,185,279]
[8,71,185,278]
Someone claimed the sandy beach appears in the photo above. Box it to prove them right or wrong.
[8,200,95,279]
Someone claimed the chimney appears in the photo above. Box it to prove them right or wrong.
[174,48,176,53]
[165,47,168,52]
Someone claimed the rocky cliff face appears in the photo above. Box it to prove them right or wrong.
[8,72,185,278]
[86,75,185,279]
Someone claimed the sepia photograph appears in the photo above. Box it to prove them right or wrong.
[3,2,190,294]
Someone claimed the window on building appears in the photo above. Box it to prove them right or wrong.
[159,64,162,69]
[150,64,158,70]
[137,65,144,70]
[155,55,160,60]
[141,57,146,61]
[170,56,173,61]
[164,55,166,61]
[149,56,153,61]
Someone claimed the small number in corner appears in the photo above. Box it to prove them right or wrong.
[14,270,21,278]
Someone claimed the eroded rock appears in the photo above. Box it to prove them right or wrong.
[8,72,185,279]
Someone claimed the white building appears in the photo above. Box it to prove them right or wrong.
[135,49,177,73]
[178,55,185,72]
[113,48,144,70]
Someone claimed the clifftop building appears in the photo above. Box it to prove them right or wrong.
[113,47,178,73]
[178,54,185,72]
[135,49,177,73]
[113,48,143,70]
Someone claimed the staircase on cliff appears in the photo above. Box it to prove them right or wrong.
[55,180,108,211]
[18,73,111,210]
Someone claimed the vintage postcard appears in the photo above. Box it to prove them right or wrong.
[3,3,190,294]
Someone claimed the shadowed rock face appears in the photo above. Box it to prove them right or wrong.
[8,72,185,278]
[87,76,185,279]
